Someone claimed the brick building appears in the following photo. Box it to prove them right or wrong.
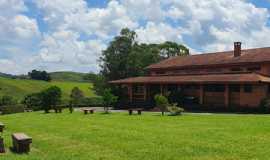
[110,42,270,110]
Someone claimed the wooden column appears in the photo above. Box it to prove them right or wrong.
[160,84,163,95]
[224,84,229,107]
[128,84,133,102]
[199,84,204,105]
[239,84,244,107]
[143,84,147,101]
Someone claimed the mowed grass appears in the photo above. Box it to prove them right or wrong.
[0,77,96,101]
[1,111,270,160]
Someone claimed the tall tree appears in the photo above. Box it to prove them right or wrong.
[158,41,189,59]
[100,28,137,81]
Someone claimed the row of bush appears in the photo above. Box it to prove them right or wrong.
[0,86,108,114]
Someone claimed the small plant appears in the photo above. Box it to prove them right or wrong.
[154,94,169,116]
[69,87,84,113]
[167,103,184,116]
[102,89,118,114]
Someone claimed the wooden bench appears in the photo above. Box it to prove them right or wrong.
[12,133,32,153]
[82,108,95,114]
[24,109,33,112]
[128,108,143,115]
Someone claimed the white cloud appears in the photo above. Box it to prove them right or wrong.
[136,22,183,44]
[1,0,270,74]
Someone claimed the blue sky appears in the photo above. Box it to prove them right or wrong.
[0,0,270,74]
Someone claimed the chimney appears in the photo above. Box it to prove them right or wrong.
[234,42,241,57]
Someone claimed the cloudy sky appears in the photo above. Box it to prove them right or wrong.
[0,0,270,74]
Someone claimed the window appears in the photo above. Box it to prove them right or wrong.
[133,85,144,93]
[204,84,225,92]
[155,71,165,75]
[244,84,252,93]
[185,84,199,90]
[231,67,242,72]
[229,84,240,92]
[247,67,261,72]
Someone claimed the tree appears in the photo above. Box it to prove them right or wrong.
[92,74,107,96]
[28,70,51,81]
[100,28,137,81]
[158,41,189,59]
[70,87,84,113]
[40,86,62,113]
[98,28,190,104]
[22,93,42,110]
[102,89,118,114]
[154,94,169,116]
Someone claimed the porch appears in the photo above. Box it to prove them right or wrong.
[123,83,268,108]
[110,73,270,110]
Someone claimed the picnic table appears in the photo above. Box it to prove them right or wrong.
[82,108,95,114]
[12,133,32,153]
[128,108,143,115]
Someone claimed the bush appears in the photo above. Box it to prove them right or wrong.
[259,97,270,113]
[0,95,17,106]
[154,94,169,116]
[22,93,42,111]
[0,104,25,114]
[167,103,184,116]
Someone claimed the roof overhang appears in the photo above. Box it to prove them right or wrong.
[109,73,270,84]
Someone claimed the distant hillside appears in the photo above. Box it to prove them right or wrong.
[0,72,17,79]
[49,71,89,82]
[0,77,96,102]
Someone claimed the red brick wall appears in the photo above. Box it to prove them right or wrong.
[240,84,267,107]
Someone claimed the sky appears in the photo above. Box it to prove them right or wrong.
[0,0,270,75]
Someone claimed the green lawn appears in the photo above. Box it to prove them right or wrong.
[0,77,96,101]
[1,111,270,160]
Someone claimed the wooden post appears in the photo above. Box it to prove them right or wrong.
[199,84,204,105]
[224,84,229,107]
[160,84,163,95]
[128,84,133,102]
[143,84,147,101]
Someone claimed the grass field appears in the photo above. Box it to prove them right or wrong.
[1,111,270,160]
[0,77,96,101]
[49,71,88,82]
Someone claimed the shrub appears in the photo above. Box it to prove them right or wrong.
[0,95,17,106]
[154,94,169,116]
[102,89,118,113]
[0,104,25,114]
[259,97,270,113]
[22,93,42,111]
[167,103,184,116]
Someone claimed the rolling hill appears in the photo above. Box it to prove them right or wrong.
[0,76,96,102]
[49,71,89,82]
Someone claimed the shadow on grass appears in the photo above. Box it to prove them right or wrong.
[9,147,30,155]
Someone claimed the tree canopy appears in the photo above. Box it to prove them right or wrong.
[99,28,189,83]
[28,70,51,81]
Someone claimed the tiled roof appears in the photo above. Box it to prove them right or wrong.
[109,73,270,84]
[147,47,270,70]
